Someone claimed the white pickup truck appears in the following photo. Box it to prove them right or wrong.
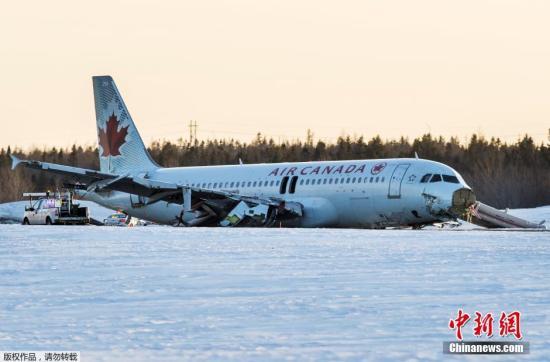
[22,192,90,225]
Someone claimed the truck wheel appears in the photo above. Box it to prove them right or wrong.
[22,218,30,225]
[45,217,53,225]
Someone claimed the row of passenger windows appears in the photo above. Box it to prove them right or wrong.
[420,173,459,184]
[190,176,386,190]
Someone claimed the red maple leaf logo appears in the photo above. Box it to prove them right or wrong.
[98,112,129,157]
[371,162,387,175]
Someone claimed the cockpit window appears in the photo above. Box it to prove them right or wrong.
[429,174,442,183]
[420,174,432,183]
[442,175,459,184]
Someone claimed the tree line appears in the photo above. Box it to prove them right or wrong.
[1,133,549,209]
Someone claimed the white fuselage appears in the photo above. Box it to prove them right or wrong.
[82,158,472,228]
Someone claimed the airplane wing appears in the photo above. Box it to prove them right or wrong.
[11,155,115,183]
[11,156,303,226]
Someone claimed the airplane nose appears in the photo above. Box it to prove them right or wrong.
[449,188,476,217]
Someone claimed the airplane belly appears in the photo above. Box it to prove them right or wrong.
[345,196,375,228]
[297,197,339,228]
[126,202,183,225]
[80,190,182,225]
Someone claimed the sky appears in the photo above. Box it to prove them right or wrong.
[0,0,549,149]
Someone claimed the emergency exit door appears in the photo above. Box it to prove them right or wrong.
[388,163,410,198]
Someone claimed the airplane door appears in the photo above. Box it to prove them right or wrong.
[388,163,410,198]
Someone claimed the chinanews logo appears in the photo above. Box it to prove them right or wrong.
[98,113,128,157]
[443,309,529,355]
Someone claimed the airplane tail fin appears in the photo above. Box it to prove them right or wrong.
[92,76,159,174]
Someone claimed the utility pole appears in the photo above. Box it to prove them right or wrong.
[188,120,198,145]
[306,129,314,146]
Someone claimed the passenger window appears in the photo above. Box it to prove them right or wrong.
[230,182,234,187]
[442,175,459,183]
[276,180,280,186]
[270,180,274,186]
[213,183,218,188]
[317,179,322,185]
[420,174,432,183]
[253,181,257,187]
[305,179,310,185]
[323,179,327,184]
[329,178,333,184]
[370,177,373,183]
[299,179,304,185]
[430,174,442,183]
[381,177,385,182]
[352,177,356,183]
[375,176,379,182]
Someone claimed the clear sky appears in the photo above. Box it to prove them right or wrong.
[1,0,549,149]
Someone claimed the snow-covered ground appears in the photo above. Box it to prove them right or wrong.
[0,222,549,361]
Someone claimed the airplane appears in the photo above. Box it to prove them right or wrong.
[11,76,477,228]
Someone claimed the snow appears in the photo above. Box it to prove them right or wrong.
[0,220,549,361]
